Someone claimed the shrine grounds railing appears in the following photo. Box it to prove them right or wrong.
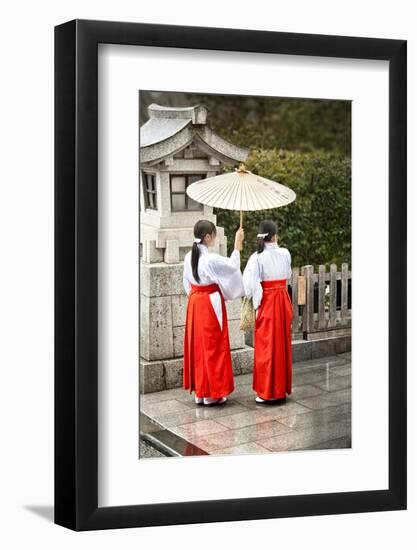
[288,263,351,341]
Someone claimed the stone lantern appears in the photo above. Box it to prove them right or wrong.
[140,103,253,393]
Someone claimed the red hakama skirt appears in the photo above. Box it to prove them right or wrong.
[253,279,293,400]
[183,283,234,398]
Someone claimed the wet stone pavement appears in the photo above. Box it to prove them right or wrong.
[140,352,351,457]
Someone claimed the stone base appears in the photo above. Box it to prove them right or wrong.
[140,346,253,394]
[291,335,351,362]
[306,327,352,341]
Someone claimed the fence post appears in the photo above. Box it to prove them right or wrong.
[302,265,314,336]
[291,267,299,335]
[318,264,326,329]
[341,262,348,324]
[329,263,337,328]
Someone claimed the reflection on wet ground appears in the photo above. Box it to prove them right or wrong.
[140,353,351,457]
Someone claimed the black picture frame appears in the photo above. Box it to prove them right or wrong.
[54,19,407,531]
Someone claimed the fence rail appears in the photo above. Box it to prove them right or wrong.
[289,263,351,341]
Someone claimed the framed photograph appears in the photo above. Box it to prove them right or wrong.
[55,19,406,530]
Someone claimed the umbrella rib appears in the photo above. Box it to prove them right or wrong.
[195,176,229,206]
[262,186,280,208]
[242,176,250,210]
[214,175,236,209]
[236,176,246,210]
[261,188,279,208]
[229,176,241,210]
[254,178,281,208]
[219,174,238,208]
[247,180,262,210]
[196,182,221,205]
[263,188,284,208]
[237,176,246,210]
[242,180,253,210]
[254,189,277,208]
[232,175,243,210]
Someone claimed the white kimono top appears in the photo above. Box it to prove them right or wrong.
[243,242,292,310]
[183,243,244,329]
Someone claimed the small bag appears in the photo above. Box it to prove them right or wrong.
[240,296,256,331]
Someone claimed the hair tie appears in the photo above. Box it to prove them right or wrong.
[193,238,202,243]
[257,233,269,239]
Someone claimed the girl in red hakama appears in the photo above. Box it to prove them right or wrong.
[243,220,293,403]
[183,220,245,406]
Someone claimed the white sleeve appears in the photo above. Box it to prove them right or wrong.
[211,249,241,273]
[284,249,292,280]
[242,253,263,310]
[208,250,244,301]
[182,255,191,296]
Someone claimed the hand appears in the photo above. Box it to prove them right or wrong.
[234,228,245,251]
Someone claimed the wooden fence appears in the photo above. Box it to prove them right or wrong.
[289,263,351,340]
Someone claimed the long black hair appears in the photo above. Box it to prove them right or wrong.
[191,220,217,282]
[256,219,278,254]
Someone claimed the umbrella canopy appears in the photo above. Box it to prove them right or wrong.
[186,164,296,213]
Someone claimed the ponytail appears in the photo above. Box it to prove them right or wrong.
[191,242,201,282]
[191,219,217,282]
[256,219,278,254]
[257,235,266,254]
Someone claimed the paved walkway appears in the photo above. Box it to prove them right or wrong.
[140,352,351,456]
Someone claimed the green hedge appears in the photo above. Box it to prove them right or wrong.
[140,93,351,155]
[214,149,351,270]
[197,95,352,156]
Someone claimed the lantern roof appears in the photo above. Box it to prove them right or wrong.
[140,104,248,165]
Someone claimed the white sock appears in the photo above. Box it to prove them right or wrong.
[203,397,227,405]
[256,396,279,403]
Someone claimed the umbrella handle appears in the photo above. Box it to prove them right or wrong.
[239,210,243,229]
